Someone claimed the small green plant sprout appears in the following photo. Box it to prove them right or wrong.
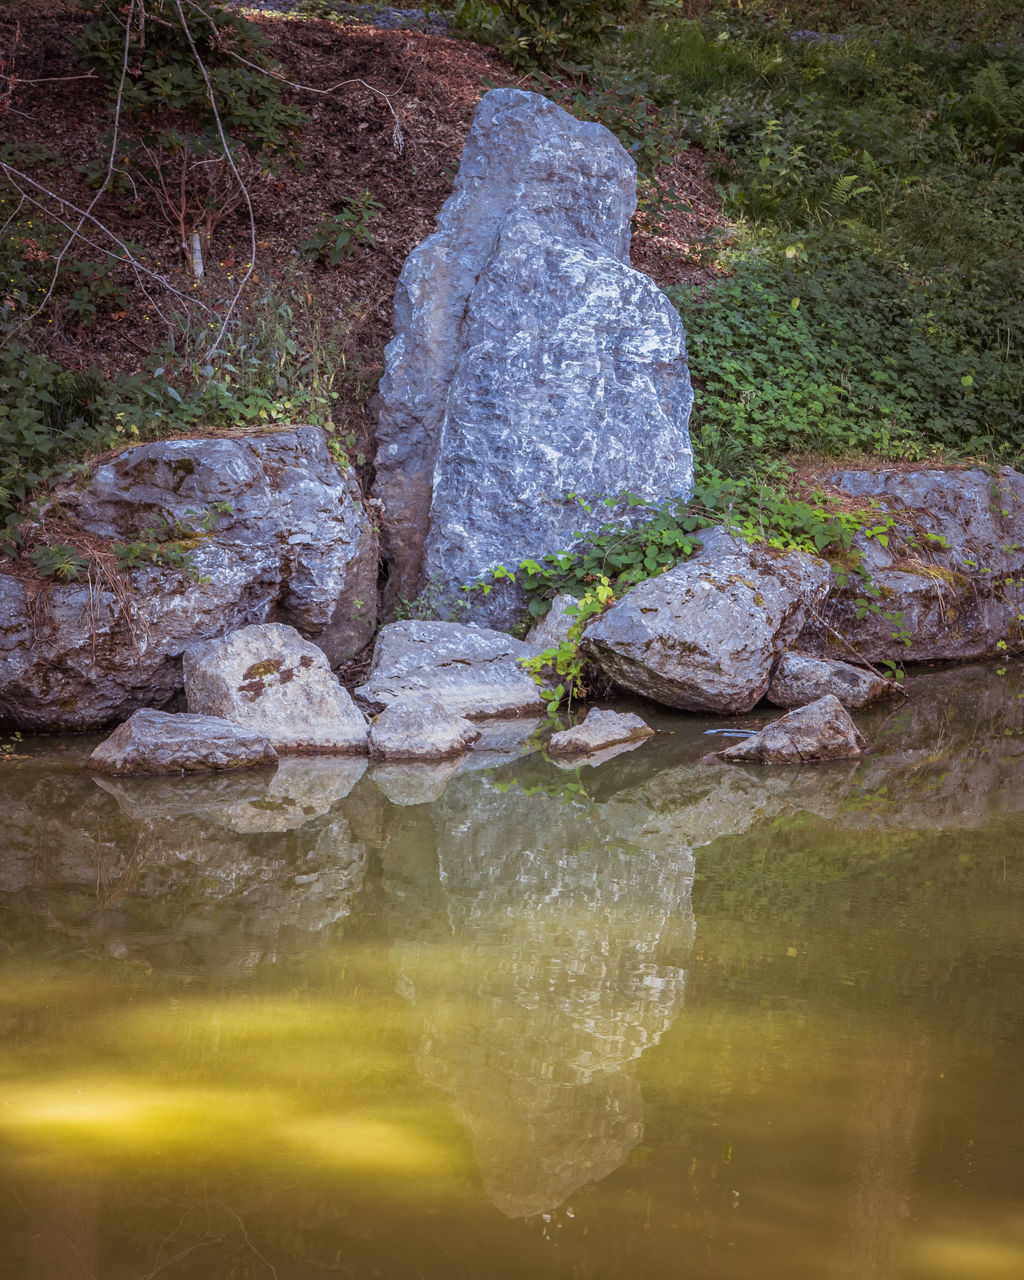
[31,544,91,581]
[520,575,615,719]
[300,192,383,266]
[0,730,25,761]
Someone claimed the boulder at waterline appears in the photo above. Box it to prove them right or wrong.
[183,623,368,754]
[87,708,278,776]
[369,700,481,761]
[717,695,869,764]
[373,87,694,626]
[767,652,891,710]
[0,428,376,733]
[356,620,548,719]
[548,708,653,757]
[583,528,831,714]
[806,466,1024,662]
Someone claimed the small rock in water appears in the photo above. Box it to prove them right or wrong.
[548,707,654,756]
[717,695,868,764]
[369,699,480,761]
[87,708,277,776]
[184,623,368,754]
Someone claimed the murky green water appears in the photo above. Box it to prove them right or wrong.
[2,664,1023,1280]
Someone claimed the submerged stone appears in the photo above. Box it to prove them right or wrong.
[369,699,481,761]
[547,707,654,756]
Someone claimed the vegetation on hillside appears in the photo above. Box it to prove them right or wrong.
[1,0,1021,614]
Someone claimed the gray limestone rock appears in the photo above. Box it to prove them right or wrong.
[356,620,548,719]
[767,652,891,709]
[369,699,481,761]
[0,428,377,732]
[547,707,653,756]
[718,694,869,764]
[183,623,368,754]
[373,88,694,624]
[583,529,831,713]
[807,466,1024,662]
[87,708,277,776]
[526,593,579,651]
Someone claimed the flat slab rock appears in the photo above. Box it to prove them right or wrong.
[356,620,548,719]
[767,652,891,709]
[184,623,368,754]
[717,695,869,765]
[584,529,831,714]
[548,708,653,756]
[369,700,481,761]
[88,708,277,776]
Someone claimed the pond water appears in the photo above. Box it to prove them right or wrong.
[2,664,1023,1280]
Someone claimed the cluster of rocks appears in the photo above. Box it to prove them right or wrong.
[2,88,1022,773]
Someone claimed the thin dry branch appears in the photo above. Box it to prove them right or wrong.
[172,0,256,356]
[0,163,215,320]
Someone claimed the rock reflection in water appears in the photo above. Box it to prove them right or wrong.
[2,763,373,975]
[384,775,696,1218]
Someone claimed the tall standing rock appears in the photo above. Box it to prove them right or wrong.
[373,88,694,627]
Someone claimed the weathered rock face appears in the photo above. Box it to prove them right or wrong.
[718,694,869,764]
[88,708,278,776]
[368,699,480,760]
[373,88,694,625]
[183,623,368,754]
[356,620,548,719]
[526,593,579,651]
[548,707,653,756]
[808,467,1024,662]
[767,652,891,710]
[584,529,831,713]
[0,428,377,732]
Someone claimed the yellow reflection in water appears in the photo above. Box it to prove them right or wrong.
[908,1227,1024,1277]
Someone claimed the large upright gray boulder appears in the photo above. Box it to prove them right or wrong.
[373,88,694,626]
[0,428,376,732]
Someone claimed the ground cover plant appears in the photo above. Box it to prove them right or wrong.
[612,1,1024,467]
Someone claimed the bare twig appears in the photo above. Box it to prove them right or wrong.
[17,72,101,85]
[0,164,215,319]
[172,0,256,356]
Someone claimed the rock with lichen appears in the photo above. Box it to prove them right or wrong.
[183,622,368,753]
[0,427,376,733]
